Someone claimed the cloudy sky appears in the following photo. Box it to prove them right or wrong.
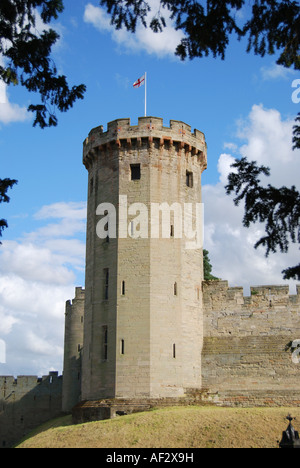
[0,0,299,377]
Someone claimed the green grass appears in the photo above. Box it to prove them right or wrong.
[15,406,300,449]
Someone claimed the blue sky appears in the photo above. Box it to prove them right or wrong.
[0,0,299,376]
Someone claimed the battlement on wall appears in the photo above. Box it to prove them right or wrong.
[0,372,62,396]
[203,280,300,339]
[203,280,300,309]
[0,372,63,448]
[83,117,207,170]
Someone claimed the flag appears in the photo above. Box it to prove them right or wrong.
[133,75,145,89]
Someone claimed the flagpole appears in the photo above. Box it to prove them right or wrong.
[145,72,147,117]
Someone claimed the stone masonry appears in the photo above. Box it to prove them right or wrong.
[80,117,207,401]
[63,117,300,420]
[202,281,300,406]
[62,287,84,412]
[0,372,62,448]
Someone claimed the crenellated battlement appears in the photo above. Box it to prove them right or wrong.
[0,372,62,448]
[203,280,300,309]
[83,117,207,171]
[0,372,62,396]
[202,280,300,404]
[203,280,300,340]
[66,287,85,311]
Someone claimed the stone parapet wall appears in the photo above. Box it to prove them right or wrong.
[0,372,62,448]
[202,281,300,396]
[83,117,207,171]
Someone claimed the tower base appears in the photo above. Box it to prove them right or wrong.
[72,389,209,424]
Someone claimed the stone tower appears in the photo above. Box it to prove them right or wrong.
[81,117,207,401]
[62,287,84,412]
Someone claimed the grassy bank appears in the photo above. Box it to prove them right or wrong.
[15,406,300,449]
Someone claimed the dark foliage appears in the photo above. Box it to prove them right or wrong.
[0,178,18,243]
[203,249,219,281]
[0,0,86,128]
[226,158,300,280]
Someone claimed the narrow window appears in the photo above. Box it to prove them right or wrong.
[174,282,177,296]
[104,210,109,243]
[120,339,125,355]
[103,326,108,361]
[186,171,193,188]
[173,344,176,359]
[90,177,94,195]
[77,344,81,353]
[121,281,126,296]
[170,224,174,238]
[104,268,109,300]
[131,164,141,180]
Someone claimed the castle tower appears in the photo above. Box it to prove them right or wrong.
[62,287,85,412]
[81,117,207,401]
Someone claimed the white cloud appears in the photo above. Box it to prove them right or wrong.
[35,201,87,221]
[0,37,28,125]
[217,153,237,185]
[0,75,29,125]
[84,1,184,57]
[0,201,86,376]
[237,104,299,185]
[260,63,296,81]
[203,104,300,295]
[0,242,76,285]
[223,142,238,153]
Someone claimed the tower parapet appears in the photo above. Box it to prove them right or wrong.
[83,117,207,172]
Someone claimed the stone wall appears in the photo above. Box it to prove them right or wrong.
[0,372,62,448]
[202,281,300,406]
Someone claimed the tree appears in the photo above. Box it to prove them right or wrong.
[203,249,219,281]
[293,113,300,150]
[100,0,299,144]
[0,1,87,240]
[0,178,17,243]
[225,158,300,280]
[0,0,86,128]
